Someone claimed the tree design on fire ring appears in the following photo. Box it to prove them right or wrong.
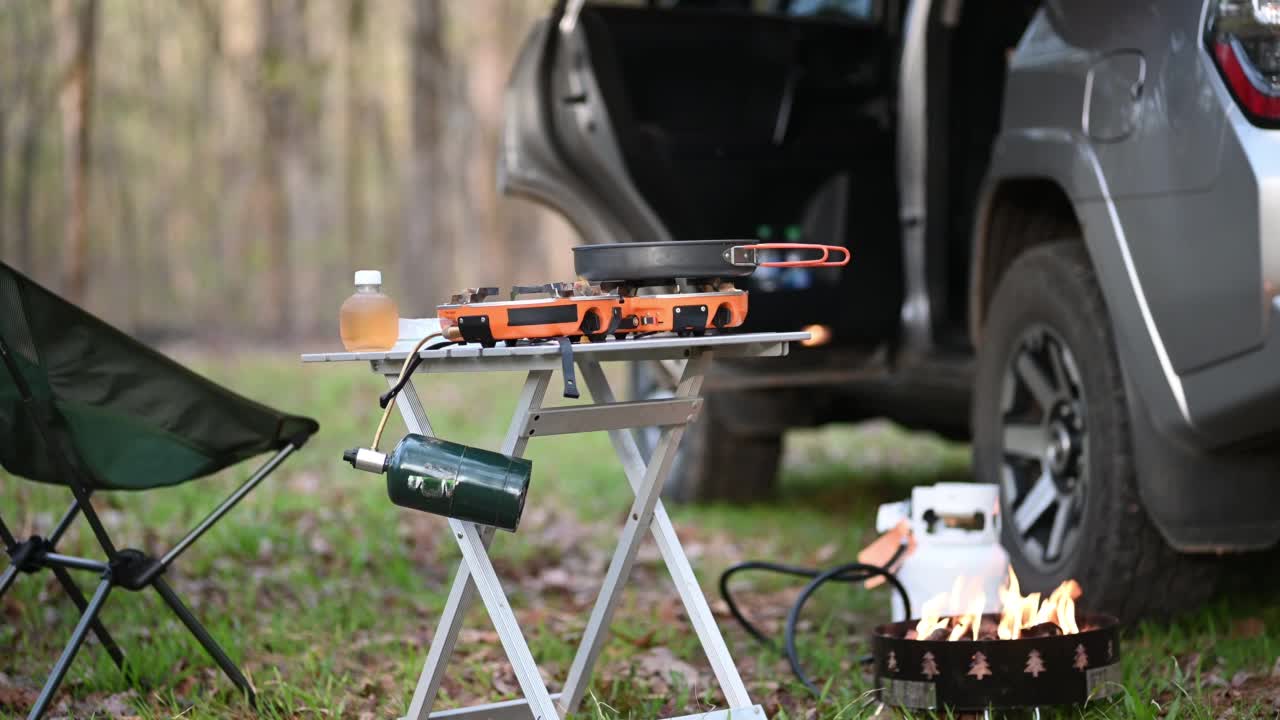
[968,651,992,680]
[921,652,940,680]
[1074,644,1089,671]
[1024,649,1046,678]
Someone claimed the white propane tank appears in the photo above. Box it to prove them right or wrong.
[876,483,1009,622]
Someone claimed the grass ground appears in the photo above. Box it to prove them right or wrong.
[2,352,1279,719]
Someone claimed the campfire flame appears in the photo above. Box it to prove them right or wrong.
[913,567,1082,641]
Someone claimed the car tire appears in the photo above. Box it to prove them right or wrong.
[630,361,781,504]
[973,241,1218,621]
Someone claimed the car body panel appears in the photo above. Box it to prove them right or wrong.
[1083,50,1145,143]
[897,0,933,352]
[977,0,1280,550]
[504,2,905,351]
[978,1,1280,451]
[499,19,668,246]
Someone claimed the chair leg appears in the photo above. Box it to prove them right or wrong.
[49,565,128,673]
[0,512,16,549]
[28,577,112,720]
[152,576,255,705]
[1,513,20,600]
[0,564,17,599]
[46,500,82,547]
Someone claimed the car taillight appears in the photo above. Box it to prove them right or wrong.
[1207,0,1280,123]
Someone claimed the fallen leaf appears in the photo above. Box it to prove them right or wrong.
[1232,617,1266,640]
[459,628,500,644]
[614,627,657,649]
[491,667,518,696]
[97,691,139,717]
[1205,671,1229,688]
[287,471,322,494]
[537,567,575,591]
[0,686,37,710]
[635,647,703,686]
[308,534,333,557]
[813,542,839,564]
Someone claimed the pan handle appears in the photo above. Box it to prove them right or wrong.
[730,243,851,268]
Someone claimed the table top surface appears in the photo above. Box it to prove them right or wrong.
[301,331,808,365]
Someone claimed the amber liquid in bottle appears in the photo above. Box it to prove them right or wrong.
[340,273,399,351]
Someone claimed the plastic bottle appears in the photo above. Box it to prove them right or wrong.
[339,270,399,351]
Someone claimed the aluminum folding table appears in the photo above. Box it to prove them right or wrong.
[303,331,806,720]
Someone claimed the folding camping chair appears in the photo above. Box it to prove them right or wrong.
[0,262,319,719]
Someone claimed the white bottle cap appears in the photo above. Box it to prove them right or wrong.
[354,270,382,286]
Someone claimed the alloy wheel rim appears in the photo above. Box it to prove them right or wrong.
[999,325,1088,572]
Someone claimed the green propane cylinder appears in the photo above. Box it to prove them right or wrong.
[343,434,532,532]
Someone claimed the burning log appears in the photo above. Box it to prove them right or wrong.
[925,627,950,642]
[905,568,1083,642]
[1021,621,1063,638]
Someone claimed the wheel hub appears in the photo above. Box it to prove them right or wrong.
[999,327,1089,569]
[1045,403,1082,488]
[1045,421,1072,475]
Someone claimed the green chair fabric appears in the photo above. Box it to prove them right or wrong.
[0,261,317,490]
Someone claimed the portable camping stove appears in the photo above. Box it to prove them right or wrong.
[436,280,749,346]
[437,239,849,347]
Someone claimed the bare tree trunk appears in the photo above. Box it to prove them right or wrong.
[342,0,366,270]
[15,108,41,273]
[463,0,513,285]
[189,0,227,342]
[368,97,396,260]
[493,2,547,281]
[214,0,253,339]
[7,1,51,275]
[54,0,98,304]
[258,0,306,338]
[0,106,8,258]
[405,0,450,309]
[106,139,140,332]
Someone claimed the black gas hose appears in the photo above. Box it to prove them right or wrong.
[718,544,911,696]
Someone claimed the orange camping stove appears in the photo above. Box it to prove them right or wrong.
[436,284,750,346]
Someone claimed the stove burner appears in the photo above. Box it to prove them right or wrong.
[872,614,1121,711]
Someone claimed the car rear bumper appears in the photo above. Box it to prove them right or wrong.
[1173,98,1280,449]
[1178,298,1280,449]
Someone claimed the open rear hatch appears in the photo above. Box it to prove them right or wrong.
[501,0,905,348]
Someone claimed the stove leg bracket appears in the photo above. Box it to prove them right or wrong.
[384,351,766,720]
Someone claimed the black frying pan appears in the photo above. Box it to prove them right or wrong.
[573,240,850,283]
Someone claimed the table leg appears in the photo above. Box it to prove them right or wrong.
[406,530,492,719]
[394,370,553,720]
[559,355,755,714]
[450,519,561,720]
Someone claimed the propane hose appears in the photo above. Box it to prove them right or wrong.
[718,544,911,696]
[371,331,443,450]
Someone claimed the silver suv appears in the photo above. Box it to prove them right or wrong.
[500,0,1280,619]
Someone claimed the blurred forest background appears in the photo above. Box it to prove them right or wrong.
[0,0,579,343]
